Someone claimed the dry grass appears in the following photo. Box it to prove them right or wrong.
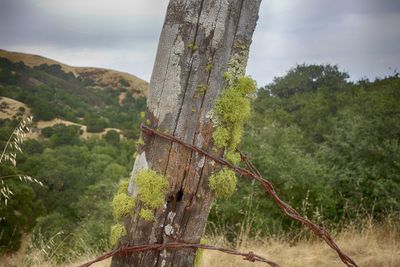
[23,118,122,140]
[201,220,400,267]
[33,118,122,139]
[2,220,398,267]
[118,92,127,105]
[0,96,31,120]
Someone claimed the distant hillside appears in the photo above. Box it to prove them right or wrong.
[0,49,148,97]
[0,96,30,120]
[0,54,147,139]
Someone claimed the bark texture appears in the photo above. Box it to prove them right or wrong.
[111,0,261,266]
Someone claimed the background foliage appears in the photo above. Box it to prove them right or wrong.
[1,60,399,261]
[209,65,400,237]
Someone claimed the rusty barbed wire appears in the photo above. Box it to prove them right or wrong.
[77,242,280,267]
[140,124,358,267]
[79,124,359,267]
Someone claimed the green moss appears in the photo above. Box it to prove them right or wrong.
[214,87,251,124]
[136,137,145,146]
[111,193,136,220]
[213,127,230,148]
[208,168,237,198]
[140,208,155,221]
[236,76,257,95]
[213,76,256,163]
[117,179,130,194]
[211,42,255,164]
[225,151,240,165]
[194,238,207,267]
[234,41,248,51]
[110,179,135,245]
[196,84,208,94]
[205,63,213,73]
[187,43,198,52]
[223,71,230,81]
[110,223,126,246]
[136,169,169,209]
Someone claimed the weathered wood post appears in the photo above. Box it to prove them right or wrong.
[111,0,261,266]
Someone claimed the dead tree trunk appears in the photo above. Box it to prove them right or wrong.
[111,0,261,266]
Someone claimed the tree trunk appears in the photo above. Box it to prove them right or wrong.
[111,0,261,266]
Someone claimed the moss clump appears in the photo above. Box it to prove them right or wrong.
[208,168,237,198]
[136,169,169,216]
[110,223,126,246]
[117,179,129,194]
[196,84,208,94]
[112,192,135,220]
[211,42,255,164]
[213,76,256,164]
[235,75,258,95]
[213,127,230,148]
[136,137,145,147]
[140,208,155,221]
[205,63,213,73]
[187,42,198,52]
[109,179,135,245]
[225,150,241,164]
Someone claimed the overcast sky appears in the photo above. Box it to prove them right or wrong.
[1,0,399,86]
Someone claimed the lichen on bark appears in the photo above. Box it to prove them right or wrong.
[111,192,136,221]
[208,168,237,198]
[135,169,169,221]
[209,44,256,197]
[110,223,126,246]
[212,46,257,164]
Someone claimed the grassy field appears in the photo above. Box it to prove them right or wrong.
[3,219,398,267]
[200,220,400,267]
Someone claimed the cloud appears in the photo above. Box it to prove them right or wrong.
[248,0,400,85]
[35,0,169,18]
[1,0,399,84]
[0,0,166,48]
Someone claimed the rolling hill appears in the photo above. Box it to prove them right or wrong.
[0,50,148,138]
[0,49,148,97]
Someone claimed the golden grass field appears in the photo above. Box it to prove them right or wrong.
[200,221,400,267]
